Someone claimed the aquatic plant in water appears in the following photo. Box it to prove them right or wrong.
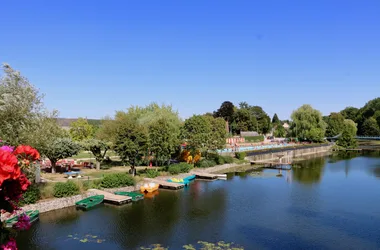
[67,234,106,244]
[140,241,244,250]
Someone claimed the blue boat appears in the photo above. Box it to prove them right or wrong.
[167,175,196,185]
[184,175,196,181]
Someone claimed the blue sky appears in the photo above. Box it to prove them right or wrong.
[1,1,379,120]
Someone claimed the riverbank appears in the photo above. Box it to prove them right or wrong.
[18,144,333,215]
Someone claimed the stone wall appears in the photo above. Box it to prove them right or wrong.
[246,145,332,163]
[21,191,97,213]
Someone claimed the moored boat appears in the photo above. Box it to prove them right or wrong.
[75,195,104,210]
[167,178,190,185]
[140,183,159,193]
[184,175,196,181]
[5,210,40,228]
[114,191,144,201]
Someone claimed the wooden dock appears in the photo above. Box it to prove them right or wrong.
[88,189,132,205]
[193,172,218,180]
[143,178,184,190]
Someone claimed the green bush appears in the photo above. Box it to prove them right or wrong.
[244,135,264,142]
[53,181,80,198]
[19,184,41,205]
[100,173,135,188]
[235,152,246,160]
[195,159,217,168]
[214,155,225,165]
[146,169,160,178]
[223,156,234,164]
[168,163,192,175]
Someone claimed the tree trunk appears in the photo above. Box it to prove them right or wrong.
[96,161,100,170]
[51,161,56,174]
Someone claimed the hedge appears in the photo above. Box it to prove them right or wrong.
[100,173,136,188]
[168,163,193,175]
[53,181,80,198]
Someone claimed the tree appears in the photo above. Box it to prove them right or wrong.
[214,101,235,124]
[82,139,111,170]
[272,113,280,124]
[361,117,380,136]
[274,124,286,137]
[340,107,359,121]
[149,118,180,166]
[325,112,345,137]
[337,130,358,149]
[204,116,227,151]
[0,63,44,146]
[233,108,257,133]
[69,118,94,141]
[249,106,271,134]
[290,104,327,142]
[336,119,358,148]
[114,120,148,175]
[43,138,81,173]
[343,119,358,136]
[181,115,212,153]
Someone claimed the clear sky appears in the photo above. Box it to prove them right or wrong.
[1,0,379,120]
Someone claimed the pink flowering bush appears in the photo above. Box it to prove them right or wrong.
[0,143,39,250]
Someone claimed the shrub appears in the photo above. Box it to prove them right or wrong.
[195,159,217,168]
[146,169,160,178]
[235,152,246,160]
[18,184,41,206]
[100,173,135,188]
[214,155,225,165]
[168,163,192,175]
[53,181,80,198]
[223,156,234,164]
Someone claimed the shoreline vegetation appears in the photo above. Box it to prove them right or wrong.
[16,143,335,214]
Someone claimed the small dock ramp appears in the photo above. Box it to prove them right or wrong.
[143,178,184,190]
[193,172,218,180]
[88,189,132,205]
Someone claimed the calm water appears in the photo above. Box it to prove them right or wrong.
[17,153,380,249]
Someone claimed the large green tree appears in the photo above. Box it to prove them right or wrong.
[181,115,212,153]
[274,124,286,137]
[69,118,94,141]
[325,112,345,137]
[249,106,271,134]
[290,104,327,142]
[43,138,81,173]
[204,116,227,151]
[0,63,44,146]
[114,120,148,175]
[340,106,359,121]
[233,108,257,133]
[336,119,358,148]
[214,101,235,124]
[361,117,380,136]
[149,118,180,166]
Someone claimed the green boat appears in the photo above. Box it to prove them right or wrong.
[5,210,39,228]
[114,191,144,201]
[75,195,104,210]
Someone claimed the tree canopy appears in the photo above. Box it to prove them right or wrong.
[272,113,280,124]
[69,118,94,141]
[325,112,345,137]
[0,64,45,146]
[214,101,235,124]
[290,104,326,142]
[43,138,81,173]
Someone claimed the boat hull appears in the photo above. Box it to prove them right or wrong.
[75,195,104,210]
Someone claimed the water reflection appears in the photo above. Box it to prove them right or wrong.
[292,157,326,185]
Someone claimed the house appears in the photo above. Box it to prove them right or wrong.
[283,122,290,129]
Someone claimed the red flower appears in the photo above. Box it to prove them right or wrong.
[13,145,40,161]
[18,174,30,191]
[0,150,20,187]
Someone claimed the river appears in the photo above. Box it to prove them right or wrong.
[17,152,380,249]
